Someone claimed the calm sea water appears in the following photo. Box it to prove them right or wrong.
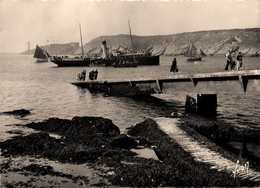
[0,53,260,138]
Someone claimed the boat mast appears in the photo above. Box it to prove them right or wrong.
[128,19,136,62]
[79,23,84,57]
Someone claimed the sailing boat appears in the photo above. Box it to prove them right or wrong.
[200,49,207,57]
[113,20,138,68]
[50,24,91,67]
[33,45,48,62]
[184,42,202,62]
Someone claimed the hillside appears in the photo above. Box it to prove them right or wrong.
[25,28,260,56]
[23,42,80,55]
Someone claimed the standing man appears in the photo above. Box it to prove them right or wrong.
[237,52,243,69]
[170,58,178,74]
[225,50,232,70]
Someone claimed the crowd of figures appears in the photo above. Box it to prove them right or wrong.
[77,69,98,81]
[225,51,243,71]
[89,69,98,80]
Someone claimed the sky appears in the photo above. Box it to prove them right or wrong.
[0,0,259,53]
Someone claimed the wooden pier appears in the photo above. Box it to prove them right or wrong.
[71,70,260,95]
[71,70,260,112]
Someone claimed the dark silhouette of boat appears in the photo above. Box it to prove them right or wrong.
[51,55,91,67]
[200,49,207,57]
[251,52,259,57]
[184,42,203,62]
[187,57,202,62]
[33,45,49,62]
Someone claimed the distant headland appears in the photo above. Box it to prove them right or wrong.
[23,28,260,57]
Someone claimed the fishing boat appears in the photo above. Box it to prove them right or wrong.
[33,45,49,62]
[187,57,202,62]
[184,42,202,62]
[50,24,91,67]
[200,49,207,57]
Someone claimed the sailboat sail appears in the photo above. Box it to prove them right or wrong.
[184,42,197,57]
[33,45,47,59]
[200,48,207,56]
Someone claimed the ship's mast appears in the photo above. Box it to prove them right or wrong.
[79,23,84,57]
[128,19,136,62]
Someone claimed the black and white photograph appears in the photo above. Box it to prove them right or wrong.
[0,0,260,187]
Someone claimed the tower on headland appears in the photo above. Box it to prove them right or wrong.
[27,42,30,51]
[102,40,108,59]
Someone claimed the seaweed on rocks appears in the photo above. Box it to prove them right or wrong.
[181,113,260,144]
[1,116,259,187]
[0,132,62,158]
[110,134,138,149]
[20,164,89,185]
[127,118,259,187]
[26,116,120,137]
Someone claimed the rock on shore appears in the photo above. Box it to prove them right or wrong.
[2,109,30,117]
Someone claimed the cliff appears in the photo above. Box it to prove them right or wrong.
[23,42,80,55]
[25,28,260,56]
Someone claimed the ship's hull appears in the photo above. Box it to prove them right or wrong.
[114,62,138,68]
[187,57,202,62]
[36,58,48,63]
[51,55,159,67]
[51,58,91,67]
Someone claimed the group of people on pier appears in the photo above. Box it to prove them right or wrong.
[77,69,98,81]
[89,69,98,80]
[225,50,243,71]
[77,70,86,81]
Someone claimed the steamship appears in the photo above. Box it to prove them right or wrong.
[50,40,159,67]
[89,40,160,67]
[50,21,160,67]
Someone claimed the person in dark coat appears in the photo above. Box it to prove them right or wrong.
[170,58,177,74]
[89,70,94,80]
[94,69,98,80]
[82,70,86,81]
[237,52,243,69]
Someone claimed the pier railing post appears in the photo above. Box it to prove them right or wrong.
[197,94,217,115]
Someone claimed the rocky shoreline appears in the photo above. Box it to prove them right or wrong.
[1,114,259,187]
